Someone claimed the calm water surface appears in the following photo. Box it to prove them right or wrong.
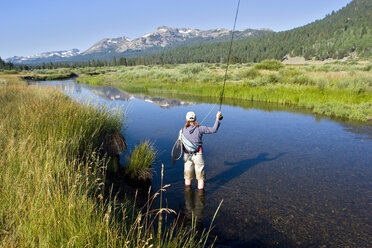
[33,80,372,247]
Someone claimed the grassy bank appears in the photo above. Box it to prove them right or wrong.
[75,61,372,121]
[0,69,77,81]
[0,79,212,247]
[21,72,77,81]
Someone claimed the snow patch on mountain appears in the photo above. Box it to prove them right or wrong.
[7,49,80,63]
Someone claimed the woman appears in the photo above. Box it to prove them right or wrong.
[181,111,222,190]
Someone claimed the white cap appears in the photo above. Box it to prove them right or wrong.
[186,111,196,121]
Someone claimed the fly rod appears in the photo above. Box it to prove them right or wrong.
[219,0,240,120]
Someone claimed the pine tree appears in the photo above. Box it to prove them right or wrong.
[111,56,117,66]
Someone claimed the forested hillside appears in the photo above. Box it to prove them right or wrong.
[143,0,372,63]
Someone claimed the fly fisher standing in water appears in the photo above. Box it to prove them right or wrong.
[181,111,222,190]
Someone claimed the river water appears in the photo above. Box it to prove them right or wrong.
[32,80,372,247]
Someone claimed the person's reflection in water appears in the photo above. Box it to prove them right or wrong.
[184,186,206,230]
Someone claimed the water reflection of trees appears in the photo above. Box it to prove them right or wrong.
[342,123,372,140]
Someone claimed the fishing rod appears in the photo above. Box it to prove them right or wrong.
[218,0,241,120]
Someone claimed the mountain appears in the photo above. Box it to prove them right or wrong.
[143,0,372,63]
[6,27,272,64]
[83,26,270,55]
[71,26,272,62]
[7,49,80,64]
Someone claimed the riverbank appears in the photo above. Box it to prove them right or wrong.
[0,79,211,247]
[74,61,372,121]
[21,72,77,81]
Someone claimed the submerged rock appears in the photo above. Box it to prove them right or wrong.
[102,132,127,156]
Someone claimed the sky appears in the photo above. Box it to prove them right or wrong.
[0,0,352,59]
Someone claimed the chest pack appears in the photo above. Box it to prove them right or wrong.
[180,128,199,153]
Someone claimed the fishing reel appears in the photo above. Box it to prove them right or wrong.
[219,115,223,120]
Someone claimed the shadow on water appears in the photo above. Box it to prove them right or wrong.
[208,152,286,194]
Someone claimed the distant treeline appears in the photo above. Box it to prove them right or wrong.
[0,56,144,71]
[0,57,16,70]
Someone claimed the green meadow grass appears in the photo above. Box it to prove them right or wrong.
[76,62,372,121]
[0,82,214,247]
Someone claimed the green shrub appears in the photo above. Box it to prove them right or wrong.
[252,74,283,86]
[267,74,283,84]
[238,68,260,79]
[254,60,284,71]
[179,64,205,74]
[315,78,327,90]
[290,75,315,85]
[362,63,372,71]
[279,68,301,78]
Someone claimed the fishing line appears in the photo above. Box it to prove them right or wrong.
[199,102,218,125]
[200,0,240,123]
[219,0,240,113]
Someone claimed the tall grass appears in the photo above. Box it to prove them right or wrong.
[0,74,25,85]
[0,84,124,246]
[0,83,214,247]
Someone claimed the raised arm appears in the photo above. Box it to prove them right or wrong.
[199,111,221,134]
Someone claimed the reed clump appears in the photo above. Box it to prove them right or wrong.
[125,140,156,181]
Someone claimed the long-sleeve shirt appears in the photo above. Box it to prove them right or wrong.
[182,119,220,148]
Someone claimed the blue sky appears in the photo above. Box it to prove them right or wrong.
[1,0,352,59]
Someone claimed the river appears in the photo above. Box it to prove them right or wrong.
[32,80,372,247]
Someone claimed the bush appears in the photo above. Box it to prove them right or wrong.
[267,74,283,84]
[179,64,205,74]
[254,60,284,71]
[125,140,156,180]
[238,68,260,79]
[290,75,315,85]
[315,78,327,90]
[362,63,372,71]
[279,68,301,78]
